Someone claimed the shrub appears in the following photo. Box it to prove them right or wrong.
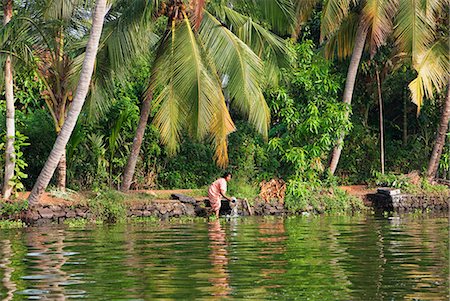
[285,179,365,213]
[88,190,127,223]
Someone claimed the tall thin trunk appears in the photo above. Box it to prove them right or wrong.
[120,92,153,192]
[427,80,450,179]
[2,0,14,199]
[28,0,107,205]
[57,151,66,191]
[328,20,368,174]
[402,88,408,146]
[376,68,385,174]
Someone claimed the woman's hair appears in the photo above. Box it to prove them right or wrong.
[222,172,232,179]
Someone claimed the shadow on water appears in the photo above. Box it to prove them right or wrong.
[0,214,448,300]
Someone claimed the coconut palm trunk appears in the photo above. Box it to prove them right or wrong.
[376,67,385,174]
[120,92,153,192]
[57,151,66,191]
[28,0,107,205]
[328,21,368,175]
[427,80,450,179]
[2,0,14,199]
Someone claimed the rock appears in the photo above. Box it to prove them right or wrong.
[182,204,196,216]
[66,210,76,218]
[160,205,168,215]
[378,188,401,196]
[38,207,54,219]
[171,193,197,205]
[75,208,87,218]
[130,210,143,217]
[26,209,40,221]
[172,206,183,216]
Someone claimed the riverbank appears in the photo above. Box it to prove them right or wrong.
[0,185,448,225]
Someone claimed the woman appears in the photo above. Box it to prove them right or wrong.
[208,172,234,218]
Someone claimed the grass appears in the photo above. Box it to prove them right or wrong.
[86,190,127,223]
[0,219,26,229]
[0,200,28,217]
[49,188,78,201]
[64,218,104,227]
[285,180,366,214]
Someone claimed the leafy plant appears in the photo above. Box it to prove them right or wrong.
[285,179,365,213]
[0,131,30,196]
[0,200,28,217]
[88,190,127,223]
[266,40,350,181]
[0,219,26,229]
[372,172,411,189]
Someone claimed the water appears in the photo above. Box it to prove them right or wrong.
[0,215,448,300]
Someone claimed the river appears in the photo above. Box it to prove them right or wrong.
[0,214,448,300]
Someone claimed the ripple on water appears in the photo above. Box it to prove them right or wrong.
[0,215,447,300]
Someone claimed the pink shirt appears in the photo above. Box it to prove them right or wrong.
[208,178,227,210]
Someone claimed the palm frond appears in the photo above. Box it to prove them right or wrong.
[221,6,289,86]
[322,13,359,60]
[320,0,355,42]
[191,0,206,30]
[409,39,449,112]
[71,0,159,120]
[200,11,269,138]
[292,0,320,39]
[151,15,235,161]
[362,0,398,57]
[394,0,435,66]
[255,0,296,34]
[42,0,92,21]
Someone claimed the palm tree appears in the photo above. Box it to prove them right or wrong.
[259,0,398,175]
[393,0,449,179]
[28,0,107,204]
[428,81,450,179]
[7,0,155,192]
[120,0,287,191]
[13,0,96,192]
[2,0,14,199]
[323,0,399,174]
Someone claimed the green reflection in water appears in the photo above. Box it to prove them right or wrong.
[0,215,448,300]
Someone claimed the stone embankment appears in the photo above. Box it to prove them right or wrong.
[1,185,448,224]
[368,188,449,212]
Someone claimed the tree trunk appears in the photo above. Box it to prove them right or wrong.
[376,68,385,174]
[402,88,408,146]
[120,93,153,192]
[56,150,66,191]
[2,0,14,200]
[427,80,450,179]
[28,0,107,205]
[328,20,368,174]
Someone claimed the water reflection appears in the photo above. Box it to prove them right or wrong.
[0,239,16,301]
[207,220,231,298]
[0,215,447,300]
[22,228,72,300]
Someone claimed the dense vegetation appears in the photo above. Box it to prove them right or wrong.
[0,0,448,211]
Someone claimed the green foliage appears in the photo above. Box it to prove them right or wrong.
[227,177,259,200]
[64,218,88,228]
[0,219,26,229]
[88,190,127,223]
[267,40,350,181]
[0,131,30,195]
[0,200,28,217]
[371,172,449,195]
[372,172,412,189]
[285,179,365,213]
[19,109,56,188]
[64,218,103,227]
